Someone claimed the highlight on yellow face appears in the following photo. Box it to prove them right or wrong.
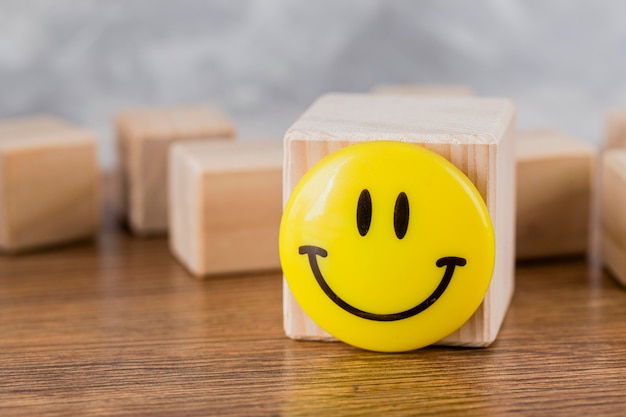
[280,141,495,352]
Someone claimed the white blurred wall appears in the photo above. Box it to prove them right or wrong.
[1,0,625,167]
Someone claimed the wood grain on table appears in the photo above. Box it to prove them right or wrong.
[1,192,626,416]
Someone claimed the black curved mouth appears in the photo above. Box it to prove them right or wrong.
[298,245,467,322]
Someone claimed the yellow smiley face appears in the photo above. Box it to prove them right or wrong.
[280,141,495,352]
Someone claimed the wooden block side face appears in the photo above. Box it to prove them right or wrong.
[199,169,282,275]
[117,111,176,233]
[488,123,516,344]
[1,142,99,251]
[168,145,203,276]
[606,111,626,150]
[601,232,626,287]
[116,106,236,235]
[601,151,626,285]
[601,153,626,242]
[439,123,516,346]
[115,117,133,221]
[516,153,594,259]
[130,136,173,234]
[0,154,5,246]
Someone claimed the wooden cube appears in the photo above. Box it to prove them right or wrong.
[117,105,236,235]
[0,115,72,135]
[371,84,474,96]
[0,115,99,253]
[169,140,283,277]
[283,94,516,347]
[605,109,626,150]
[601,149,626,286]
[516,129,596,259]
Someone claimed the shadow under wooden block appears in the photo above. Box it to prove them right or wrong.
[169,139,283,277]
[283,93,516,347]
[516,129,596,260]
[601,149,626,287]
[116,105,236,236]
[0,116,100,253]
[371,84,474,96]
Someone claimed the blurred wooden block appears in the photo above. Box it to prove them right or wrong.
[284,94,516,347]
[0,115,73,135]
[516,129,596,259]
[605,109,626,150]
[0,115,100,253]
[117,105,236,235]
[371,84,474,96]
[601,149,626,286]
[169,140,282,277]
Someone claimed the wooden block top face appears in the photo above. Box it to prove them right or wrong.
[170,140,282,173]
[0,115,94,151]
[0,129,96,152]
[371,85,474,96]
[117,105,236,142]
[516,129,596,161]
[287,94,514,144]
[0,115,73,137]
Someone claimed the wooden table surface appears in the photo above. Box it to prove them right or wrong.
[2,200,626,416]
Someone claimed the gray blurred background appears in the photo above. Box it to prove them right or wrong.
[1,0,626,167]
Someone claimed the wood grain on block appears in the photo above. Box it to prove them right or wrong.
[0,117,99,253]
[116,105,236,235]
[169,140,282,277]
[516,129,596,259]
[601,149,626,286]
[605,109,626,150]
[283,93,516,347]
[371,85,474,96]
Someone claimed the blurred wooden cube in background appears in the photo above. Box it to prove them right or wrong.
[516,129,596,260]
[169,139,282,277]
[116,105,236,236]
[371,84,474,96]
[601,149,626,287]
[605,109,626,150]
[0,115,100,253]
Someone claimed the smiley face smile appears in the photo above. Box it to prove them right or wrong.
[299,245,467,321]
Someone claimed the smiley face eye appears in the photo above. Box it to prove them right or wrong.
[356,189,372,236]
[394,192,409,239]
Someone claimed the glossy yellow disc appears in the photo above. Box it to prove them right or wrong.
[280,141,495,352]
